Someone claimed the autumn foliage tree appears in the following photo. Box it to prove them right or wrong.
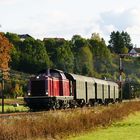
[0,32,12,78]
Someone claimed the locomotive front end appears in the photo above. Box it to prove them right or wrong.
[28,78,48,96]
[24,74,52,110]
[24,69,74,110]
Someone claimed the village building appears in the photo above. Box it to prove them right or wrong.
[129,48,140,57]
[18,34,32,41]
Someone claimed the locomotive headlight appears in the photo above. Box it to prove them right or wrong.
[27,90,31,96]
[46,92,48,95]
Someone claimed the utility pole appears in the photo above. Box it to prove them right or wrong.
[1,69,9,113]
[2,75,4,113]
[119,55,124,101]
[119,53,132,101]
[0,69,4,113]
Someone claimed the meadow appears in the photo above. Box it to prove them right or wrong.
[0,98,29,113]
[1,101,140,140]
[68,112,140,140]
[0,104,29,113]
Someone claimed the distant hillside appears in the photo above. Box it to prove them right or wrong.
[3,31,140,83]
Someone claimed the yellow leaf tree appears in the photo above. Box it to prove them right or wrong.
[0,32,12,78]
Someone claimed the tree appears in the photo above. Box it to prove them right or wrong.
[88,35,112,75]
[121,47,129,54]
[0,33,12,78]
[43,38,56,58]
[20,38,51,73]
[55,44,74,72]
[121,31,133,51]
[43,38,64,65]
[108,31,133,54]
[10,46,21,69]
[71,35,88,51]
[5,32,21,47]
[80,46,93,75]
[5,32,22,70]
[10,82,23,98]
[91,33,102,42]
[74,45,93,76]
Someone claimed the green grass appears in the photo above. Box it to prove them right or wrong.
[0,98,25,105]
[68,112,140,140]
[0,98,28,113]
[0,104,29,113]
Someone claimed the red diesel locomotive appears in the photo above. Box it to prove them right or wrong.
[24,69,74,110]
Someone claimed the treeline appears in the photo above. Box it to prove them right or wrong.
[5,31,133,79]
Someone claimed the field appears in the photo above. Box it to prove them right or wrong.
[0,98,29,113]
[1,101,140,140]
[68,112,140,140]
[0,104,29,113]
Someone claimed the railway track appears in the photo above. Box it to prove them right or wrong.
[0,111,48,119]
[122,98,140,102]
[0,107,88,118]
[0,99,140,118]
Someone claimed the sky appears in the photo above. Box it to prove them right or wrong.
[1,0,140,46]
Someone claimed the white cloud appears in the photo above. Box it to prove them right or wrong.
[126,26,140,47]
[96,8,140,46]
[99,8,140,29]
[0,0,18,5]
[126,26,140,35]
[104,25,117,33]
[1,0,140,47]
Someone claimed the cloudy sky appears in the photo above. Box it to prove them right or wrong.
[1,0,140,46]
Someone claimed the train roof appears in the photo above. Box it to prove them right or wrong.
[65,72,118,86]
[38,69,64,74]
[93,78,108,85]
[65,73,95,82]
[71,73,95,82]
[107,81,118,86]
[66,73,109,84]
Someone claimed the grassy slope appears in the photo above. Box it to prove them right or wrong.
[68,112,140,140]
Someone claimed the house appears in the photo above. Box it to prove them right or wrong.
[129,48,140,57]
[18,34,32,41]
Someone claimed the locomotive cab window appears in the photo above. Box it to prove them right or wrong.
[31,80,47,96]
